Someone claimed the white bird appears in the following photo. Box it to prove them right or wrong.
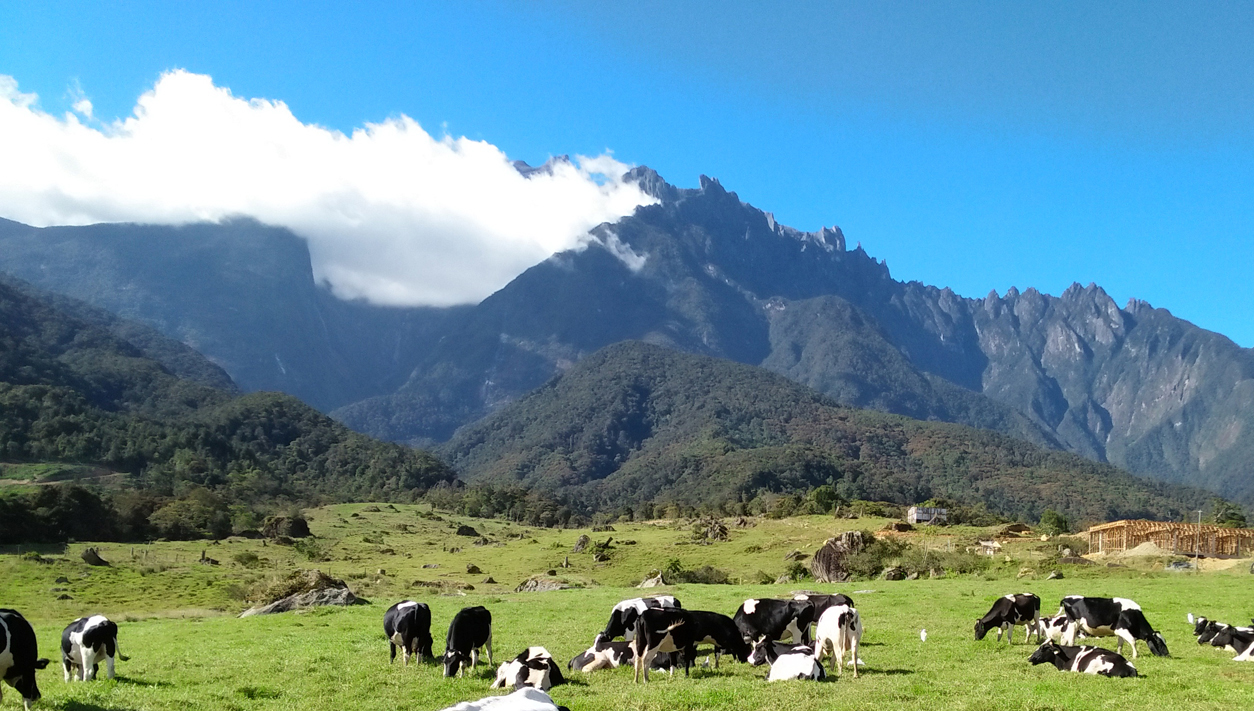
[920,629,927,642]
[1187,613,1195,624]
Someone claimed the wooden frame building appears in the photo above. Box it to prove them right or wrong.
[1085,519,1254,558]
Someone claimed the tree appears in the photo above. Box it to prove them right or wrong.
[1210,498,1247,528]
[1039,509,1069,536]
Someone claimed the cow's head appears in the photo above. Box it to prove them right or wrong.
[973,620,989,641]
[1146,632,1169,657]
[9,658,50,709]
[442,649,467,678]
[1028,642,1060,666]
[746,637,773,667]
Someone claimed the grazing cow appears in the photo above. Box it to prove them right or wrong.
[733,599,815,646]
[491,647,565,691]
[438,687,570,711]
[444,606,494,678]
[384,601,433,666]
[0,610,51,711]
[684,610,749,668]
[748,638,825,682]
[1037,614,1075,644]
[567,636,680,674]
[1059,597,1168,658]
[813,604,863,678]
[1029,642,1137,678]
[61,615,122,682]
[600,597,681,641]
[974,594,1041,644]
[630,609,702,683]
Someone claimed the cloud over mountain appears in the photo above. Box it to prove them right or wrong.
[0,71,654,306]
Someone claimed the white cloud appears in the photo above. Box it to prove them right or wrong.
[0,71,656,305]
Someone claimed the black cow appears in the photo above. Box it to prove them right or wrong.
[384,601,433,665]
[0,609,50,711]
[1059,596,1168,658]
[600,596,681,641]
[684,610,750,668]
[567,635,681,674]
[443,606,494,678]
[1029,642,1138,677]
[746,639,813,667]
[791,592,855,622]
[974,593,1040,644]
[491,647,565,691]
[733,599,815,646]
[630,609,701,683]
[61,615,122,682]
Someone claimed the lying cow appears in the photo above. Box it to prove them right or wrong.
[601,597,681,641]
[61,615,123,682]
[1,609,50,711]
[1205,626,1254,661]
[491,647,565,691]
[1029,642,1137,678]
[444,606,494,677]
[1059,596,1168,658]
[747,638,825,682]
[384,600,433,665]
[438,687,570,711]
[567,635,681,674]
[733,599,815,646]
[974,593,1040,644]
[814,603,862,677]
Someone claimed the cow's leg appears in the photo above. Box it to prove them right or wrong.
[1008,623,1015,645]
[485,630,494,667]
[389,642,397,664]
[81,648,91,681]
[1061,624,1077,646]
[63,655,73,682]
[1034,613,1042,644]
[850,636,859,679]
[1115,630,1137,659]
[470,647,479,672]
[106,654,115,680]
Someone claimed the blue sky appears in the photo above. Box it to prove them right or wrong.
[2,2,1252,345]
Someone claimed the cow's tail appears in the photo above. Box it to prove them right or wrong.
[115,637,129,662]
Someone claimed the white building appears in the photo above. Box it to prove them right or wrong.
[907,506,948,525]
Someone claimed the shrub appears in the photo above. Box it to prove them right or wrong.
[232,551,262,568]
[292,538,331,562]
[1039,509,1070,536]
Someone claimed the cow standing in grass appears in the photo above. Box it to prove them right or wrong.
[0,610,50,711]
[974,594,1040,644]
[733,599,815,646]
[813,603,862,677]
[61,615,122,682]
[631,609,699,683]
[384,601,433,665]
[444,606,493,678]
[1058,597,1168,658]
[600,597,681,642]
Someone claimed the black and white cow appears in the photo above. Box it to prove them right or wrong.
[1058,597,1168,658]
[974,593,1040,644]
[491,647,565,691]
[733,599,816,646]
[444,606,494,678]
[567,635,681,674]
[0,610,50,711]
[1037,614,1075,644]
[791,593,854,622]
[746,638,825,682]
[61,615,122,682]
[438,687,570,711]
[813,604,862,677]
[1029,642,1137,678]
[684,610,749,668]
[600,596,681,641]
[1205,626,1254,660]
[384,601,433,666]
[630,609,702,683]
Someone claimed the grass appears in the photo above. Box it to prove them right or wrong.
[2,504,1253,710]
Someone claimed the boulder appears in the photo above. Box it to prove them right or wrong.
[514,577,570,593]
[1059,556,1095,566]
[56,594,73,600]
[80,548,110,566]
[55,576,70,584]
[882,522,914,533]
[637,573,667,588]
[261,516,310,539]
[572,535,591,553]
[882,566,907,581]
[422,563,440,569]
[455,525,480,537]
[783,550,808,561]
[1000,523,1032,535]
[810,531,870,583]
[482,577,497,584]
[240,587,366,617]
[466,564,482,575]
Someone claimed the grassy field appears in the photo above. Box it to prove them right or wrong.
[3,504,1253,711]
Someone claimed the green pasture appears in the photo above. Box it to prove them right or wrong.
[2,505,1253,710]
